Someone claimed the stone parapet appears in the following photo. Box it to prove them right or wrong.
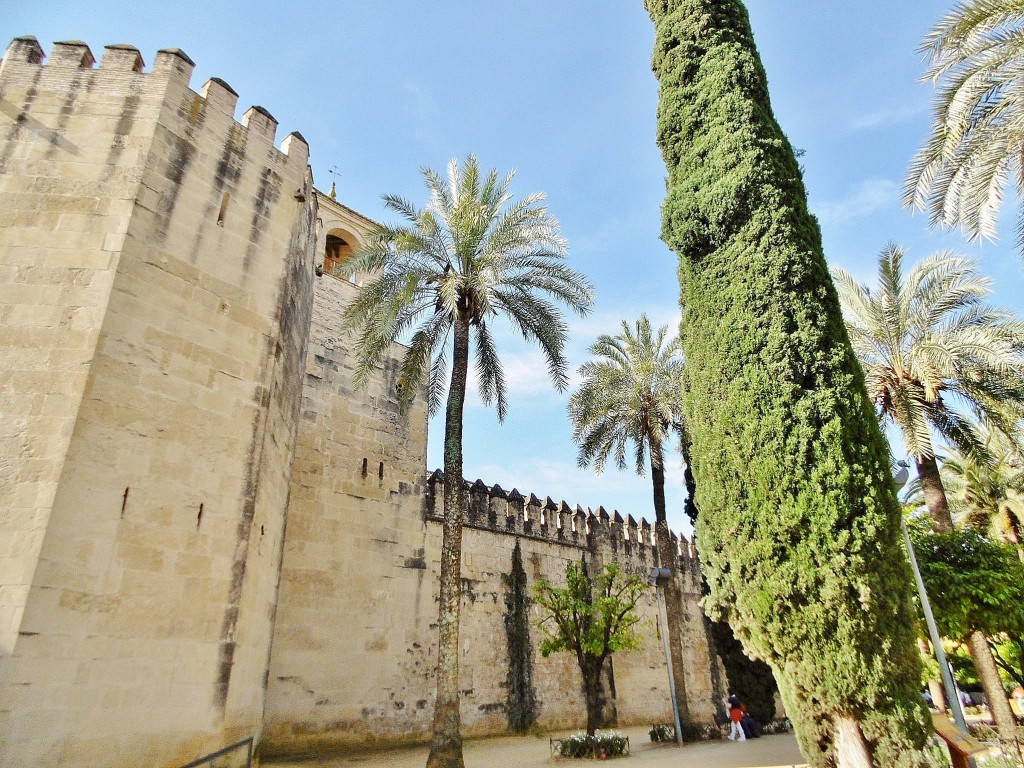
[424,469,700,574]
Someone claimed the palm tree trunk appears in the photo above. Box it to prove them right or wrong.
[426,317,470,768]
[967,630,1017,739]
[681,427,699,524]
[650,438,692,727]
[915,453,953,531]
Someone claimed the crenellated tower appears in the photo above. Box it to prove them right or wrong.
[0,37,316,767]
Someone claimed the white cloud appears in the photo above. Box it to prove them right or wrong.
[813,179,899,227]
[465,349,562,404]
[848,101,928,133]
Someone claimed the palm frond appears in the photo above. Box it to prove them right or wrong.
[907,0,1024,247]
[473,321,507,421]
[836,243,1024,464]
[343,154,592,425]
[568,313,686,490]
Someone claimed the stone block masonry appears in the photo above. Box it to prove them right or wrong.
[0,37,316,767]
[261,257,721,752]
[0,35,725,766]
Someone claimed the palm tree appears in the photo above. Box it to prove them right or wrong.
[342,155,593,768]
[831,244,1024,531]
[904,0,1024,257]
[833,243,1024,737]
[567,315,692,725]
[940,424,1024,547]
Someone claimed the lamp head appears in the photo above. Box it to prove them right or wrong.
[893,460,910,490]
[648,566,672,587]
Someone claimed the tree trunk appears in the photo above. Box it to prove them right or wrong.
[915,454,953,531]
[834,717,876,768]
[968,630,1016,739]
[426,318,470,768]
[915,453,1016,738]
[651,438,692,728]
[582,657,606,736]
[919,637,947,713]
[681,427,699,525]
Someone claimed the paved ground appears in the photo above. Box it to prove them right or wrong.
[264,726,809,768]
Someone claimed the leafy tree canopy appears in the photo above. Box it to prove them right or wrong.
[533,562,646,659]
[533,561,647,736]
[908,524,1024,641]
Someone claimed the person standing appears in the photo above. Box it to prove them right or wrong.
[727,694,746,742]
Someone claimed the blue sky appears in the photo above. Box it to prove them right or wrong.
[8,2,1021,535]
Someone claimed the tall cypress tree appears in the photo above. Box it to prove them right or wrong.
[645,2,932,765]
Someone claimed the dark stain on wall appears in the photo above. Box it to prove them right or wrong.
[243,167,281,272]
[217,170,318,712]
[0,67,42,173]
[502,540,539,732]
[105,92,140,169]
[153,134,195,240]
[189,126,247,259]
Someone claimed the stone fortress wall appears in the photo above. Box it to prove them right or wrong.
[0,37,722,768]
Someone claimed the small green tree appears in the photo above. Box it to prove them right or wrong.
[909,525,1024,639]
[533,562,646,735]
[909,525,1024,706]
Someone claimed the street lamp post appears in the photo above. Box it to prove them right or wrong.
[649,566,683,745]
[893,461,969,734]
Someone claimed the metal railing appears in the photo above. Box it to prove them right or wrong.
[177,737,253,768]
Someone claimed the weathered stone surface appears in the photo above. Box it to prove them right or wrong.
[0,37,315,768]
[0,35,723,768]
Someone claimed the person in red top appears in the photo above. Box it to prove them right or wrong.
[727,694,746,742]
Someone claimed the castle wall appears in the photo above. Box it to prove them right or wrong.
[0,38,316,768]
[0,34,724,765]
[0,37,163,661]
[262,265,720,756]
[262,271,434,754]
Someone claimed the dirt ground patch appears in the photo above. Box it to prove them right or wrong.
[263,726,809,768]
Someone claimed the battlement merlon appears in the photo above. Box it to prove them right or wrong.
[50,40,96,68]
[0,36,309,168]
[423,469,698,564]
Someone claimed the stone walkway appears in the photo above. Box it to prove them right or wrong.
[264,726,809,768]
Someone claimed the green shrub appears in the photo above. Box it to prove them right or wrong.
[555,731,629,759]
[648,723,674,742]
